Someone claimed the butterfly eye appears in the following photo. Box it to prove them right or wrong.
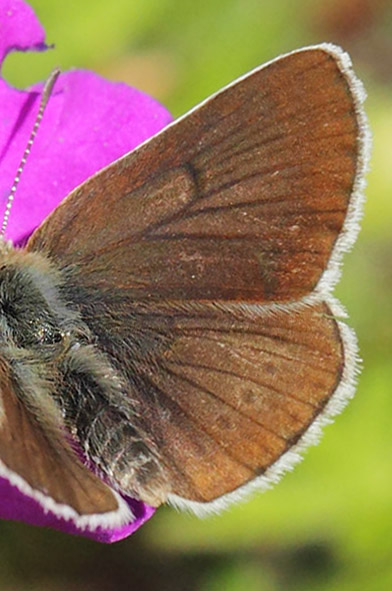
[0,266,63,349]
[5,307,64,349]
[34,323,64,346]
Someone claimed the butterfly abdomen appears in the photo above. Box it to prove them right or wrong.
[58,341,169,505]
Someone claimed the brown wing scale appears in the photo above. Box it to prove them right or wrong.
[28,48,359,304]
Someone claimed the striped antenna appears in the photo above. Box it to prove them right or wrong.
[0,68,61,238]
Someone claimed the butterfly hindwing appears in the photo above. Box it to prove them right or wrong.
[54,285,347,508]
[0,354,132,528]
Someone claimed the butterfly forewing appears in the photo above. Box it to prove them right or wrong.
[28,47,360,304]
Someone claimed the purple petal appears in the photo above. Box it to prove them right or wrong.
[0,477,156,543]
[0,0,47,64]
[0,0,173,541]
[0,69,172,244]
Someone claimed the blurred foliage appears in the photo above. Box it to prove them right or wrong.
[2,0,392,589]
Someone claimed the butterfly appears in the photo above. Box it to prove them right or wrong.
[0,43,369,532]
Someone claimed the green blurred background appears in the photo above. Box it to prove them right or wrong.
[2,0,392,589]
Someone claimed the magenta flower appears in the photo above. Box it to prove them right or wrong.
[0,0,172,542]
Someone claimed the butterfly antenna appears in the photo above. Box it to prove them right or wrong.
[0,68,61,238]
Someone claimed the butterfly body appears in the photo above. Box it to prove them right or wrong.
[0,244,168,507]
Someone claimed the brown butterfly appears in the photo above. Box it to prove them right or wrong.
[0,43,369,530]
